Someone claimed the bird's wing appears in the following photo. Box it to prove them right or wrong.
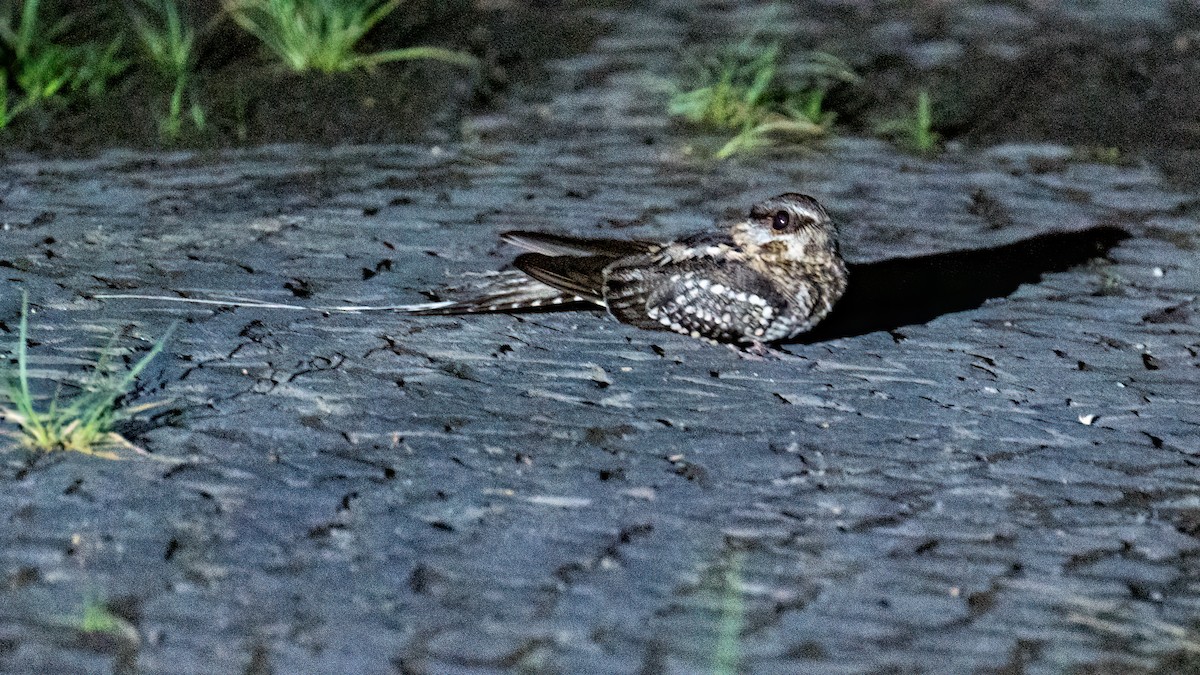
[512,252,614,304]
[501,231,659,257]
[604,256,790,343]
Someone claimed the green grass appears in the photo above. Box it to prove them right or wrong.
[877,89,942,155]
[712,551,745,675]
[669,39,859,159]
[0,0,481,143]
[224,0,478,74]
[76,592,140,644]
[911,90,938,153]
[1072,145,1126,165]
[1,292,172,460]
[0,0,128,128]
[0,77,32,128]
[80,594,125,634]
[127,0,208,140]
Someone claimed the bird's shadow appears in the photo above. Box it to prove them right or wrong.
[791,225,1130,344]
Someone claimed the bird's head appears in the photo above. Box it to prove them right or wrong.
[732,193,841,263]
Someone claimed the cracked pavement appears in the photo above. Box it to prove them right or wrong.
[2,1,1200,673]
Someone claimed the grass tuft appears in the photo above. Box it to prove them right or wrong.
[224,0,477,74]
[712,551,745,675]
[1072,145,1126,165]
[669,37,859,159]
[80,594,125,635]
[1,292,172,460]
[127,0,209,140]
[77,592,140,644]
[876,89,942,155]
[0,0,128,128]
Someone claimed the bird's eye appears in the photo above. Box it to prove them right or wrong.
[771,210,790,231]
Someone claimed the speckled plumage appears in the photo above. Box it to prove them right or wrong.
[407,193,848,346]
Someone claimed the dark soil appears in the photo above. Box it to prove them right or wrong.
[0,0,603,153]
[688,0,1200,188]
[5,1,1200,190]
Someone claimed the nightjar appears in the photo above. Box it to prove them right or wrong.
[406,193,848,347]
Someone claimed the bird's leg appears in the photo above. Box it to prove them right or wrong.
[729,341,782,360]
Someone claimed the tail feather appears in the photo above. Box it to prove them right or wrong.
[402,270,596,315]
[405,230,655,317]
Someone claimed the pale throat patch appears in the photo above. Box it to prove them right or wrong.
[734,225,818,261]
